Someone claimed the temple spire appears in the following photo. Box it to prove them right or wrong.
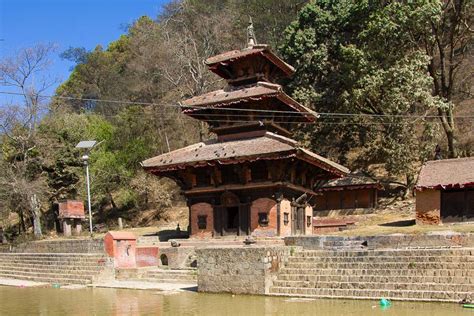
[246,16,257,48]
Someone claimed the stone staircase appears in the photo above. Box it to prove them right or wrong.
[269,248,474,302]
[0,253,112,285]
[116,267,197,284]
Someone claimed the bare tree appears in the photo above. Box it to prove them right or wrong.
[0,43,57,237]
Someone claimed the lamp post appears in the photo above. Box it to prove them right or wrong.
[82,154,93,235]
[76,140,97,236]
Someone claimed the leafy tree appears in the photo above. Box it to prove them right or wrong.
[280,0,448,192]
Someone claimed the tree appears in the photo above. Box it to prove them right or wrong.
[0,44,57,237]
[280,1,447,193]
[367,0,474,158]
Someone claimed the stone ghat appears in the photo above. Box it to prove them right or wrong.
[268,248,474,302]
[0,253,114,285]
[137,236,285,247]
[285,232,474,250]
[116,267,197,284]
[3,239,104,254]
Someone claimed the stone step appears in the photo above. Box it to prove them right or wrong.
[0,273,91,285]
[284,261,474,270]
[0,253,105,259]
[144,269,197,281]
[288,255,474,263]
[276,273,474,284]
[0,258,106,264]
[272,280,474,292]
[144,274,197,281]
[0,270,93,284]
[295,249,474,257]
[278,267,474,277]
[0,258,105,265]
[0,267,99,279]
[269,286,472,302]
[0,264,103,274]
[0,253,105,258]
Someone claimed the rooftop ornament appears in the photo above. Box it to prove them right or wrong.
[246,16,257,48]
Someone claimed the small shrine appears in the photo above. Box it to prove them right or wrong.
[58,200,86,236]
[142,23,349,238]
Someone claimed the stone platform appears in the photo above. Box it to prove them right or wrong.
[269,247,474,302]
[0,253,114,285]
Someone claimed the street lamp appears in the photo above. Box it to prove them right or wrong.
[75,140,97,235]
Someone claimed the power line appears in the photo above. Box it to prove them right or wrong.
[1,90,473,120]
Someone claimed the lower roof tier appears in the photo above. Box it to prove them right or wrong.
[141,132,349,185]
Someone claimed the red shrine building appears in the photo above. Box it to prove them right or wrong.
[142,39,349,238]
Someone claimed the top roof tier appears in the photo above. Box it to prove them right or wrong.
[205,44,295,86]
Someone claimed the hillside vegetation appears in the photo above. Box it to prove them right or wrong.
[0,0,472,239]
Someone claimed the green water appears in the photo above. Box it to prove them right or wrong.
[0,286,470,315]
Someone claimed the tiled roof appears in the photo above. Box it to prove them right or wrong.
[205,45,295,75]
[141,132,349,176]
[318,172,382,191]
[182,82,317,122]
[416,157,474,190]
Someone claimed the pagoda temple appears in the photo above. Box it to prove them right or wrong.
[142,31,349,238]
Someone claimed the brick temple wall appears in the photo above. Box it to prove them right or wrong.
[190,202,214,238]
[304,205,313,235]
[250,198,277,237]
[279,199,292,237]
[416,189,441,225]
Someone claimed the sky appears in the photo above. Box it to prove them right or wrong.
[0,0,169,103]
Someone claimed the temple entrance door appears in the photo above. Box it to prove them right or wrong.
[292,206,305,235]
[217,192,250,236]
[223,206,239,235]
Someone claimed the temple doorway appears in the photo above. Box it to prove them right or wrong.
[292,206,305,235]
[214,192,250,236]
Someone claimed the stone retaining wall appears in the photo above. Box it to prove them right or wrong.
[285,232,474,250]
[196,246,294,295]
[5,239,104,253]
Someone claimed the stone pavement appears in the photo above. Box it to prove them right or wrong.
[0,277,49,287]
[90,280,198,292]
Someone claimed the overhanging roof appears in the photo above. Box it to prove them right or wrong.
[182,82,317,122]
[205,45,295,78]
[141,132,349,177]
[317,173,383,191]
[416,157,474,190]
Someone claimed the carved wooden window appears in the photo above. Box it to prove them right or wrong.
[195,168,211,187]
[283,212,289,225]
[258,212,269,227]
[250,161,268,182]
[221,165,239,184]
[307,216,312,227]
[197,215,207,229]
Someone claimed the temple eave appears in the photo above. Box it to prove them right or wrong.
[184,181,320,196]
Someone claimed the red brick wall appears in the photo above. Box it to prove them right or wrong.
[305,206,313,235]
[250,198,277,237]
[58,200,85,219]
[314,189,376,210]
[416,189,441,225]
[136,247,159,267]
[279,199,292,237]
[190,202,214,238]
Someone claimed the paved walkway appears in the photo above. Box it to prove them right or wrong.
[90,280,198,292]
[0,278,49,287]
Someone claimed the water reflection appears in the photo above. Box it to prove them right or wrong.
[0,286,469,316]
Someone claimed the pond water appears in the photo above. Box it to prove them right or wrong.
[0,286,471,316]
